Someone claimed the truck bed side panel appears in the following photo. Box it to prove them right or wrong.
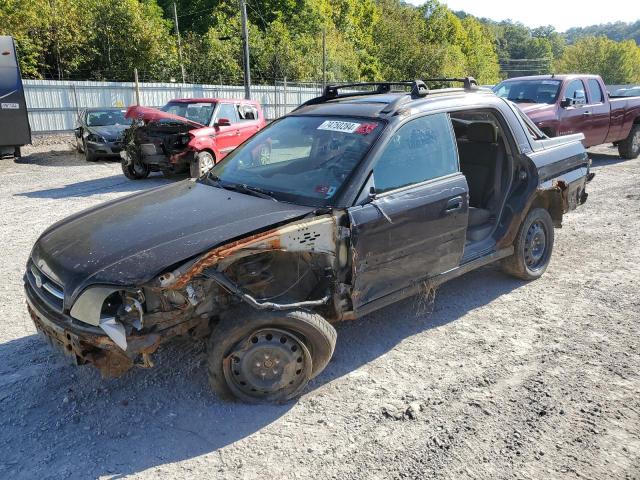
[606,96,640,143]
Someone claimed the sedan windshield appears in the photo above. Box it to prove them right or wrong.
[86,110,131,126]
[205,116,384,206]
[493,79,561,104]
[162,102,216,125]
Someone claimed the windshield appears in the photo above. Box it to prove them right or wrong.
[161,102,216,125]
[205,116,384,206]
[493,79,561,104]
[86,110,131,126]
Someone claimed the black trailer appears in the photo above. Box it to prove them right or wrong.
[0,36,31,158]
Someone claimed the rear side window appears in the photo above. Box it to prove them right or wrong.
[238,104,258,120]
[373,113,458,193]
[587,79,604,103]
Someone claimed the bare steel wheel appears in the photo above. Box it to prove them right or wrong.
[501,207,554,281]
[207,307,336,403]
[524,219,548,271]
[223,328,312,402]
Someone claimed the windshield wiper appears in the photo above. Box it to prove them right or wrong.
[202,171,277,201]
[511,98,537,103]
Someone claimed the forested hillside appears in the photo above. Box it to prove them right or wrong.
[1,0,639,84]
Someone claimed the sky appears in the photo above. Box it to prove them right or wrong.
[406,0,640,32]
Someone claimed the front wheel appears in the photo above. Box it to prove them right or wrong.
[618,125,640,160]
[207,307,336,403]
[190,151,215,178]
[121,159,150,179]
[84,141,97,162]
[501,208,554,281]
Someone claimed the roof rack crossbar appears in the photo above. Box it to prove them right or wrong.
[293,76,477,112]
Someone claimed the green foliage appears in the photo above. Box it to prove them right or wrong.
[3,0,637,86]
[565,21,640,45]
[554,36,640,84]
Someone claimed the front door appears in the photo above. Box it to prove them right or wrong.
[558,79,590,142]
[213,102,241,157]
[348,112,468,310]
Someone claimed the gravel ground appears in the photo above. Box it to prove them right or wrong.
[0,141,638,480]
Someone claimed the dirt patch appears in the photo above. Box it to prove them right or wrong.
[0,145,638,479]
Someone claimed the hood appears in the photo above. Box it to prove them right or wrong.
[87,124,128,141]
[31,181,314,307]
[516,102,557,122]
[125,105,205,129]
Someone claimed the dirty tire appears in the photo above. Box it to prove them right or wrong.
[618,125,640,159]
[207,307,336,403]
[13,146,21,158]
[84,141,97,162]
[190,151,215,179]
[501,207,554,281]
[120,159,150,180]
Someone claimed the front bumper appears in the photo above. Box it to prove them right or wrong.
[25,278,161,377]
[86,140,123,157]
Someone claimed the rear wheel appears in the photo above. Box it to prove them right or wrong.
[190,151,215,178]
[618,125,640,159]
[501,208,554,281]
[207,307,336,403]
[121,159,150,179]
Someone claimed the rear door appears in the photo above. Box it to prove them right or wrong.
[348,113,468,310]
[583,78,610,146]
[236,103,262,143]
[212,102,241,157]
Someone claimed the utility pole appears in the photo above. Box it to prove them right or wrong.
[173,2,187,84]
[239,0,251,99]
[134,68,141,105]
[322,27,327,90]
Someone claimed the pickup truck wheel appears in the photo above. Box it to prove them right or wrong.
[190,151,215,178]
[502,208,554,281]
[207,307,336,403]
[121,159,150,179]
[618,125,640,159]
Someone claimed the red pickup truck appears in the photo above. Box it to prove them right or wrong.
[122,98,265,179]
[494,74,640,159]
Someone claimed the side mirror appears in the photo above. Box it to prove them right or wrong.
[74,127,82,138]
[215,118,231,127]
[560,98,574,108]
[368,185,376,201]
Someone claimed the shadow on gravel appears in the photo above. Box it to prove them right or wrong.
[14,149,86,167]
[15,174,176,199]
[588,148,628,166]
[0,265,525,478]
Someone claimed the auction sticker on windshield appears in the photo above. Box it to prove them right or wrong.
[317,120,361,133]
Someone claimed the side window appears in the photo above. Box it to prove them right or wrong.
[238,103,258,121]
[373,113,458,193]
[587,79,604,103]
[563,80,587,105]
[215,103,239,123]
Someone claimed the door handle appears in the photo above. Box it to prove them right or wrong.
[582,111,591,115]
[444,196,463,212]
[235,130,241,135]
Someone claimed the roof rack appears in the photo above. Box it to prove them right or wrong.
[294,77,478,112]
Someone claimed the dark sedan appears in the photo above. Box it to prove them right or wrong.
[74,108,132,161]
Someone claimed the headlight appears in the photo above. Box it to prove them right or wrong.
[87,133,106,143]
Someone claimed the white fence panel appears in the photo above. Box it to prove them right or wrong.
[22,80,326,133]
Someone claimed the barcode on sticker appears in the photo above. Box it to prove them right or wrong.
[317,120,360,133]
[1,103,19,110]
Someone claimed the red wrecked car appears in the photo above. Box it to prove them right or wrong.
[121,98,265,179]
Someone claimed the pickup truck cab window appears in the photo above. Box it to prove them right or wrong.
[587,79,604,104]
[563,80,587,105]
[373,113,458,193]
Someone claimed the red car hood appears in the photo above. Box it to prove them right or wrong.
[125,105,205,128]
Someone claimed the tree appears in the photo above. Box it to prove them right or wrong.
[554,36,640,84]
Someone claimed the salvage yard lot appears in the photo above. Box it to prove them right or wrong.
[0,139,638,479]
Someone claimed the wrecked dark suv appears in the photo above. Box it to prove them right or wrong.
[25,78,592,403]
